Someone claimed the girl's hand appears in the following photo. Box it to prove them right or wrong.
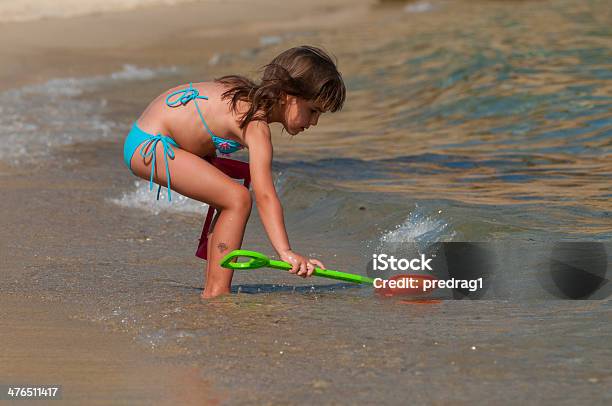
[279,249,326,278]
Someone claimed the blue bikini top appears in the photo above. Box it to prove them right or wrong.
[165,83,244,154]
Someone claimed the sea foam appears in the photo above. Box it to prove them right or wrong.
[377,205,455,252]
[0,64,178,164]
[107,180,209,215]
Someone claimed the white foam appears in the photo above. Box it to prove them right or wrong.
[377,205,455,251]
[273,170,287,196]
[404,1,434,13]
[0,0,198,23]
[109,64,164,81]
[18,64,177,94]
[0,64,178,164]
[259,35,283,47]
[208,53,223,66]
[108,180,209,215]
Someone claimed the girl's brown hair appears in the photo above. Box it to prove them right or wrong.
[215,45,346,129]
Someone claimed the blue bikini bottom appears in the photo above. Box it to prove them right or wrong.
[123,122,179,201]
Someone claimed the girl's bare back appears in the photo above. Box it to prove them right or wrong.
[136,81,248,158]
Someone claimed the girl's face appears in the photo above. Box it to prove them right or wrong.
[282,95,323,136]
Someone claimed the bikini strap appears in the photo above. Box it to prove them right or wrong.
[165,82,218,139]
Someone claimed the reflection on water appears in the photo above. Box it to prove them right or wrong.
[265,0,611,238]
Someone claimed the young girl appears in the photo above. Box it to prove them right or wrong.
[122,46,346,298]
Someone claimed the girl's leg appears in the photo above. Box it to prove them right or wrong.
[204,202,250,297]
[129,142,252,298]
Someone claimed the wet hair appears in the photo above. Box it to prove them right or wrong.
[215,45,346,129]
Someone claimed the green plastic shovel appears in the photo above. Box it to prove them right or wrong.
[220,249,374,285]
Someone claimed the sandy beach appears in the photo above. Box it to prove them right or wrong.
[0,0,369,91]
[1,0,610,404]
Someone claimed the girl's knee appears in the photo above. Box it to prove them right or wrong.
[226,187,252,213]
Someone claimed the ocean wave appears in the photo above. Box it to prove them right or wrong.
[0,64,179,164]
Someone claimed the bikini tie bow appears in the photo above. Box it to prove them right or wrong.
[138,134,179,201]
[165,82,208,107]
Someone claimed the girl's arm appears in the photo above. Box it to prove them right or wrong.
[244,121,325,276]
[244,121,291,256]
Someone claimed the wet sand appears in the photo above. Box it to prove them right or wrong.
[2,139,611,404]
[1,0,611,404]
[0,295,219,405]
